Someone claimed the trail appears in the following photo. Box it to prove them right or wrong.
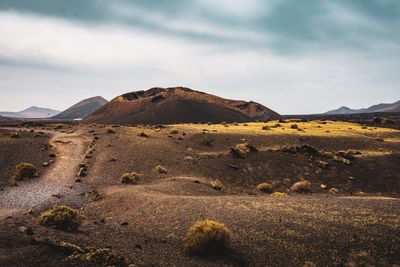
[0,131,86,219]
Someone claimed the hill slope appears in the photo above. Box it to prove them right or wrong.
[325,100,400,114]
[84,87,280,124]
[53,96,108,120]
[0,106,60,118]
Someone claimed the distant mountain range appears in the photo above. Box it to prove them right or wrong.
[325,100,400,115]
[53,96,108,120]
[0,106,60,118]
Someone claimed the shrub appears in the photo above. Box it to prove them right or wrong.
[272,192,287,197]
[184,220,231,256]
[346,250,375,267]
[138,132,149,138]
[120,172,140,184]
[107,128,116,134]
[68,248,128,267]
[54,124,64,129]
[155,165,167,174]
[10,132,21,138]
[256,183,273,193]
[261,126,270,131]
[230,143,258,159]
[291,179,311,193]
[38,205,83,230]
[13,163,37,180]
[290,124,299,129]
[170,130,179,134]
[210,180,223,191]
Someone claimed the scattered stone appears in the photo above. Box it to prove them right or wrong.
[49,153,57,158]
[19,226,34,235]
[75,178,82,183]
[42,162,49,167]
[229,164,240,170]
[329,187,339,194]
[320,184,327,189]
[138,132,149,138]
[120,222,129,226]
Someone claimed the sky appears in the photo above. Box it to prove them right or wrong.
[0,0,399,114]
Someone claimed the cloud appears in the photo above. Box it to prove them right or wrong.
[0,1,399,114]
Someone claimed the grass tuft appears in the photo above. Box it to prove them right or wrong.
[155,165,168,174]
[38,205,83,230]
[290,179,311,193]
[184,219,231,257]
[256,182,274,193]
[120,172,140,184]
[13,163,37,180]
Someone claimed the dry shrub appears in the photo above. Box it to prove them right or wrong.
[346,250,375,267]
[107,128,116,134]
[67,248,128,267]
[38,205,83,230]
[137,132,149,138]
[272,192,287,197]
[54,124,64,129]
[290,124,299,129]
[10,132,21,138]
[120,172,140,184]
[230,143,258,159]
[210,180,223,191]
[155,165,167,174]
[13,163,37,180]
[291,179,311,193]
[170,130,179,134]
[184,220,231,256]
[256,183,273,193]
[261,126,270,130]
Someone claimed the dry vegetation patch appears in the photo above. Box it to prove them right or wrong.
[291,180,312,193]
[120,172,140,184]
[256,182,274,193]
[38,205,83,230]
[13,162,37,180]
[184,219,231,257]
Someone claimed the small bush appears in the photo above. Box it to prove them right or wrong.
[120,172,140,184]
[13,163,37,180]
[184,220,231,256]
[261,126,270,131]
[210,180,223,191]
[170,130,179,134]
[68,248,128,267]
[256,183,273,193]
[155,165,167,174]
[291,180,311,193]
[230,143,257,159]
[290,124,299,129]
[138,132,149,138]
[346,250,375,267]
[272,192,287,197]
[107,128,116,134]
[10,132,21,138]
[38,205,83,230]
[54,124,64,129]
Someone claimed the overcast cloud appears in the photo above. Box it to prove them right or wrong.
[0,0,399,114]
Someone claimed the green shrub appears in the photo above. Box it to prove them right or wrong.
[210,180,223,191]
[184,220,231,256]
[10,132,21,138]
[38,205,83,230]
[155,165,167,174]
[13,163,37,180]
[256,183,273,193]
[120,172,140,184]
[290,179,311,193]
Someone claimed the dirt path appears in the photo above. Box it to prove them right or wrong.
[0,131,86,219]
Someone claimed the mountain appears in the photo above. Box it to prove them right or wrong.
[53,96,108,120]
[0,106,60,118]
[84,87,280,124]
[325,100,400,115]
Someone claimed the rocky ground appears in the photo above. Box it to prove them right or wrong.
[0,120,399,266]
